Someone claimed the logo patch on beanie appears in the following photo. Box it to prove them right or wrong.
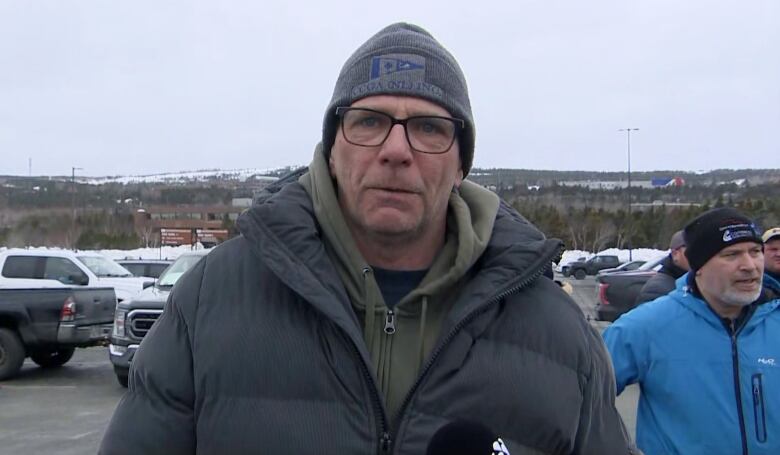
[720,222,760,244]
[370,56,425,78]
[350,53,444,99]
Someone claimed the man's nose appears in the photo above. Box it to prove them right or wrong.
[737,252,760,271]
[378,124,413,163]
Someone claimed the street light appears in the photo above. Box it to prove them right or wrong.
[618,128,639,260]
[71,166,83,248]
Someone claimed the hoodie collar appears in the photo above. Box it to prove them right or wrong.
[298,144,501,315]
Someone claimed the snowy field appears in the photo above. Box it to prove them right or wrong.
[0,244,209,261]
[1,245,668,266]
[559,248,668,266]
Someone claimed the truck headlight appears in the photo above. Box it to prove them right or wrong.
[113,309,127,338]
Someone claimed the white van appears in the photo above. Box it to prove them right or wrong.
[0,249,153,303]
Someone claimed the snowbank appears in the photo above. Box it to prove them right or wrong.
[0,244,209,261]
[3,245,668,266]
[558,248,667,266]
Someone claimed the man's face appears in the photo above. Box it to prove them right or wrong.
[696,242,764,316]
[765,238,780,275]
[672,246,690,271]
[329,95,463,242]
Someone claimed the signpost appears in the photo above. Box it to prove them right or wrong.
[160,228,193,246]
[195,229,229,246]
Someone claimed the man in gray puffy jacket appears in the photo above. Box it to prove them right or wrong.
[100,23,637,455]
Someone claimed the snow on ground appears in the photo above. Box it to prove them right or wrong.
[0,244,209,261]
[558,248,667,266]
[79,168,291,185]
[3,245,666,265]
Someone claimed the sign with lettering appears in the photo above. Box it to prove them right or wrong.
[195,229,229,244]
[160,228,193,246]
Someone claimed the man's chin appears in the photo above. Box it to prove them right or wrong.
[723,289,762,307]
[358,214,422,239]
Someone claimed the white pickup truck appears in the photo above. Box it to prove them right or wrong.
[0,249,153,304]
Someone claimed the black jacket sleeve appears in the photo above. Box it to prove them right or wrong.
[574,324,643,454]
[634,272,675,306]
[98,261,204,455]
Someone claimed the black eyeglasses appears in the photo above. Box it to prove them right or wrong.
[334,107,464,154]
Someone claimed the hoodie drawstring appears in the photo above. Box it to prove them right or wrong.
[362,266,375,348]
[417,296,429,370]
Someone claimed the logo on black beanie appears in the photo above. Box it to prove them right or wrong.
[684,208,763,271]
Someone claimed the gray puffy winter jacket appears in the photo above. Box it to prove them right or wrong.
[99,181,636,455]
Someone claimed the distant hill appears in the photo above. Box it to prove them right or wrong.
[1,166,778,250]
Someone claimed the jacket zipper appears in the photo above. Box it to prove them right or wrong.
[728,320,749,455]
[389,243,563,449]
[339,330,392,454]
[384,309,396,334]
[752,373,767,443]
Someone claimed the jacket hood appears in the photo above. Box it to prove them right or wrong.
[298,144,500,315]
[238,145,562,316]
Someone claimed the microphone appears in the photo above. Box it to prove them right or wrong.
[426,420,511,455]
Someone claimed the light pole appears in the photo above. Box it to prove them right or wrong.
[71,166,83,248]
[618,128,639,261]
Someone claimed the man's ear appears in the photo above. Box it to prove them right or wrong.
[328,153,336,178]
[454,168,464,189]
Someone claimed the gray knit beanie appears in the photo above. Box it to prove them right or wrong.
[322,23,475,176]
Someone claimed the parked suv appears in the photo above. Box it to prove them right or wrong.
[109,249,210,387]
[115,259,173,279]
[564,255,621,280]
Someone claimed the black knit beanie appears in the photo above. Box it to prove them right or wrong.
[321,23,475,176]
[683,207,763,271]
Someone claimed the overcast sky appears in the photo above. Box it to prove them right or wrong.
[1,0,778,177]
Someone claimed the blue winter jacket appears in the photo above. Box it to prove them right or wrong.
[603,273,780,455]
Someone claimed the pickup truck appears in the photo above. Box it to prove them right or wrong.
[594,255,666,322]
[109,249,210,387]
[0,249,152,304]
[563,255,621,280]
[0,287,116,380]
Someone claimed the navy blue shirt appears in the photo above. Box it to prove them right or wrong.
[372,266,428,309]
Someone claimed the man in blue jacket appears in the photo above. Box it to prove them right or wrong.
[604,207,780,455]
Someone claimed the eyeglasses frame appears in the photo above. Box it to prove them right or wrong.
[334,106,465,154]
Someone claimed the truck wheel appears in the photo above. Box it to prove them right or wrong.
[562,267,570,277]
[114,366,129,388]
[0,328,26,381]
[30,348,75,368]
[574,269,587,280]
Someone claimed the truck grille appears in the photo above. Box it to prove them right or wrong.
[127,310,164,340]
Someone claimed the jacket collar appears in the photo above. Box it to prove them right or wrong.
[674,273,780,331]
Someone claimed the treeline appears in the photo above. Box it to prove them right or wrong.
[0,181,245,209]
[513,196,780,252]
[3,208,141,250]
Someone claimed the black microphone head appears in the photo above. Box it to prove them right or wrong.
[426,419,510,455]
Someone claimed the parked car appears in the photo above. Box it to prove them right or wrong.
[115,259,173,280]
[564,255,621,280]
[0,286,116,380]
[595,255,667,322]
[109,249,210,387]
[0,249,153,304]
[558,256,587,275]
[596,260,646,276]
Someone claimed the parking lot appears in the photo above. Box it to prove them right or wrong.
[0,275,638,454]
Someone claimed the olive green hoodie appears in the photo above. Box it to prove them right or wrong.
[299,145,500,420]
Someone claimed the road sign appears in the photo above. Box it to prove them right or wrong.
[195,229,229,244]
[160,228,193,246]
